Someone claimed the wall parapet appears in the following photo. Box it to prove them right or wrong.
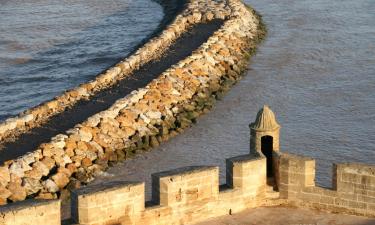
[277,152,375,217]
[70,155,266,225]
[0,0,265,204]
[0,199,60,225]
[0,154,266,225]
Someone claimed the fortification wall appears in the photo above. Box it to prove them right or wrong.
[0,0,265,204]
[0,154,266,225]
[1,152,374,224]
[0,199,60,225]
[277,152,375,217]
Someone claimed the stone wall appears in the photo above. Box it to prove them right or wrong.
[0,0,265,204]
[0,154,265,225]
[0,199,60,225]
[72,156,266,225]
[1,152,374,224]
[278,152,375,217]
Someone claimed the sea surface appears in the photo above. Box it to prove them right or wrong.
[0,0,374,198]
[0,0,163,121]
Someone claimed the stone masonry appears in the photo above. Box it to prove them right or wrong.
[1,106,374,225]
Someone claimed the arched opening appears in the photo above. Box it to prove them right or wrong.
[261,135,273,178]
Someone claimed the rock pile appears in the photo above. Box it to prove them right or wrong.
[0,0,229,144]
[0,0,265,204]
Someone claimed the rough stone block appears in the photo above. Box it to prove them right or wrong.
[71,181,144,225]
[152,166,219,206]
[226,154,266,193]
[0,199,60,225]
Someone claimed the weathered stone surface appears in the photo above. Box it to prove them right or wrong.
[79,127,93,142]
[41,157,55,170]
[35,191,56,200]
[54,155,72,167]
[81,158,93,168]
[22,177,42,195]
[52,172,70,189]
[43,179,59,193]
[0,185,12,200]
[7,182,26,201]
[9,161,25,178]
[0,167,10,187]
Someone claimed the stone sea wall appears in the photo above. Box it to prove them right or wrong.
[0,0,229,143]
[0,0,265,204]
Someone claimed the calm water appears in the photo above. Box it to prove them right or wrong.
[0,0,163,121]
[90,0,375,196]
[1,0,374,198]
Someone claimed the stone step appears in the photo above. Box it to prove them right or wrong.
[266,185,275,192]
[266,190,280,199]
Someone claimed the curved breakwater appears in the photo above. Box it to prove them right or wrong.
[0,0,265,205]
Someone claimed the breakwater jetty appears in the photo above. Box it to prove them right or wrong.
[1,106,374,225]
[0,0,265,205]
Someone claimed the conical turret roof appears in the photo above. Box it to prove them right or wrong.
[250,105,280,131]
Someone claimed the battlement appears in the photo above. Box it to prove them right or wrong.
[0,155,266,225]
[1,150,374,225]
[1,105,374,224]
[277,152,375,217]
[72,155,266,225]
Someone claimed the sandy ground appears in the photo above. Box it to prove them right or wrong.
[194,206,375,225]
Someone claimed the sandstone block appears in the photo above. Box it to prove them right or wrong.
[9,161,25,178]
[81,158,93,168]
[7,182,26,202]
[0,166,10,186]
[22,177,42,195]
[52,172,70,189]
[79,127,93,142]
[43,179,59,193]
[0,185,12,200]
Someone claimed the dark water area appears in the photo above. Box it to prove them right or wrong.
[0,0,163,121]
[90,0,375,197]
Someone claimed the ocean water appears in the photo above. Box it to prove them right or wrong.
[0,0,163,121]
[0,0,374,198]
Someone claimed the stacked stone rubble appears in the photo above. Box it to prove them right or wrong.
[0,0,230,144]
[0,0,265,204]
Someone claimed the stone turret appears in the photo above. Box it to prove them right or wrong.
[250,105,280,178]
[249,105,280,154]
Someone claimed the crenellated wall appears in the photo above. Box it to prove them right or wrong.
[0,154,266,225]
[1,151,374,225]
[277,152,375,217]
[2,151,374,225]
[0,0,266,204]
